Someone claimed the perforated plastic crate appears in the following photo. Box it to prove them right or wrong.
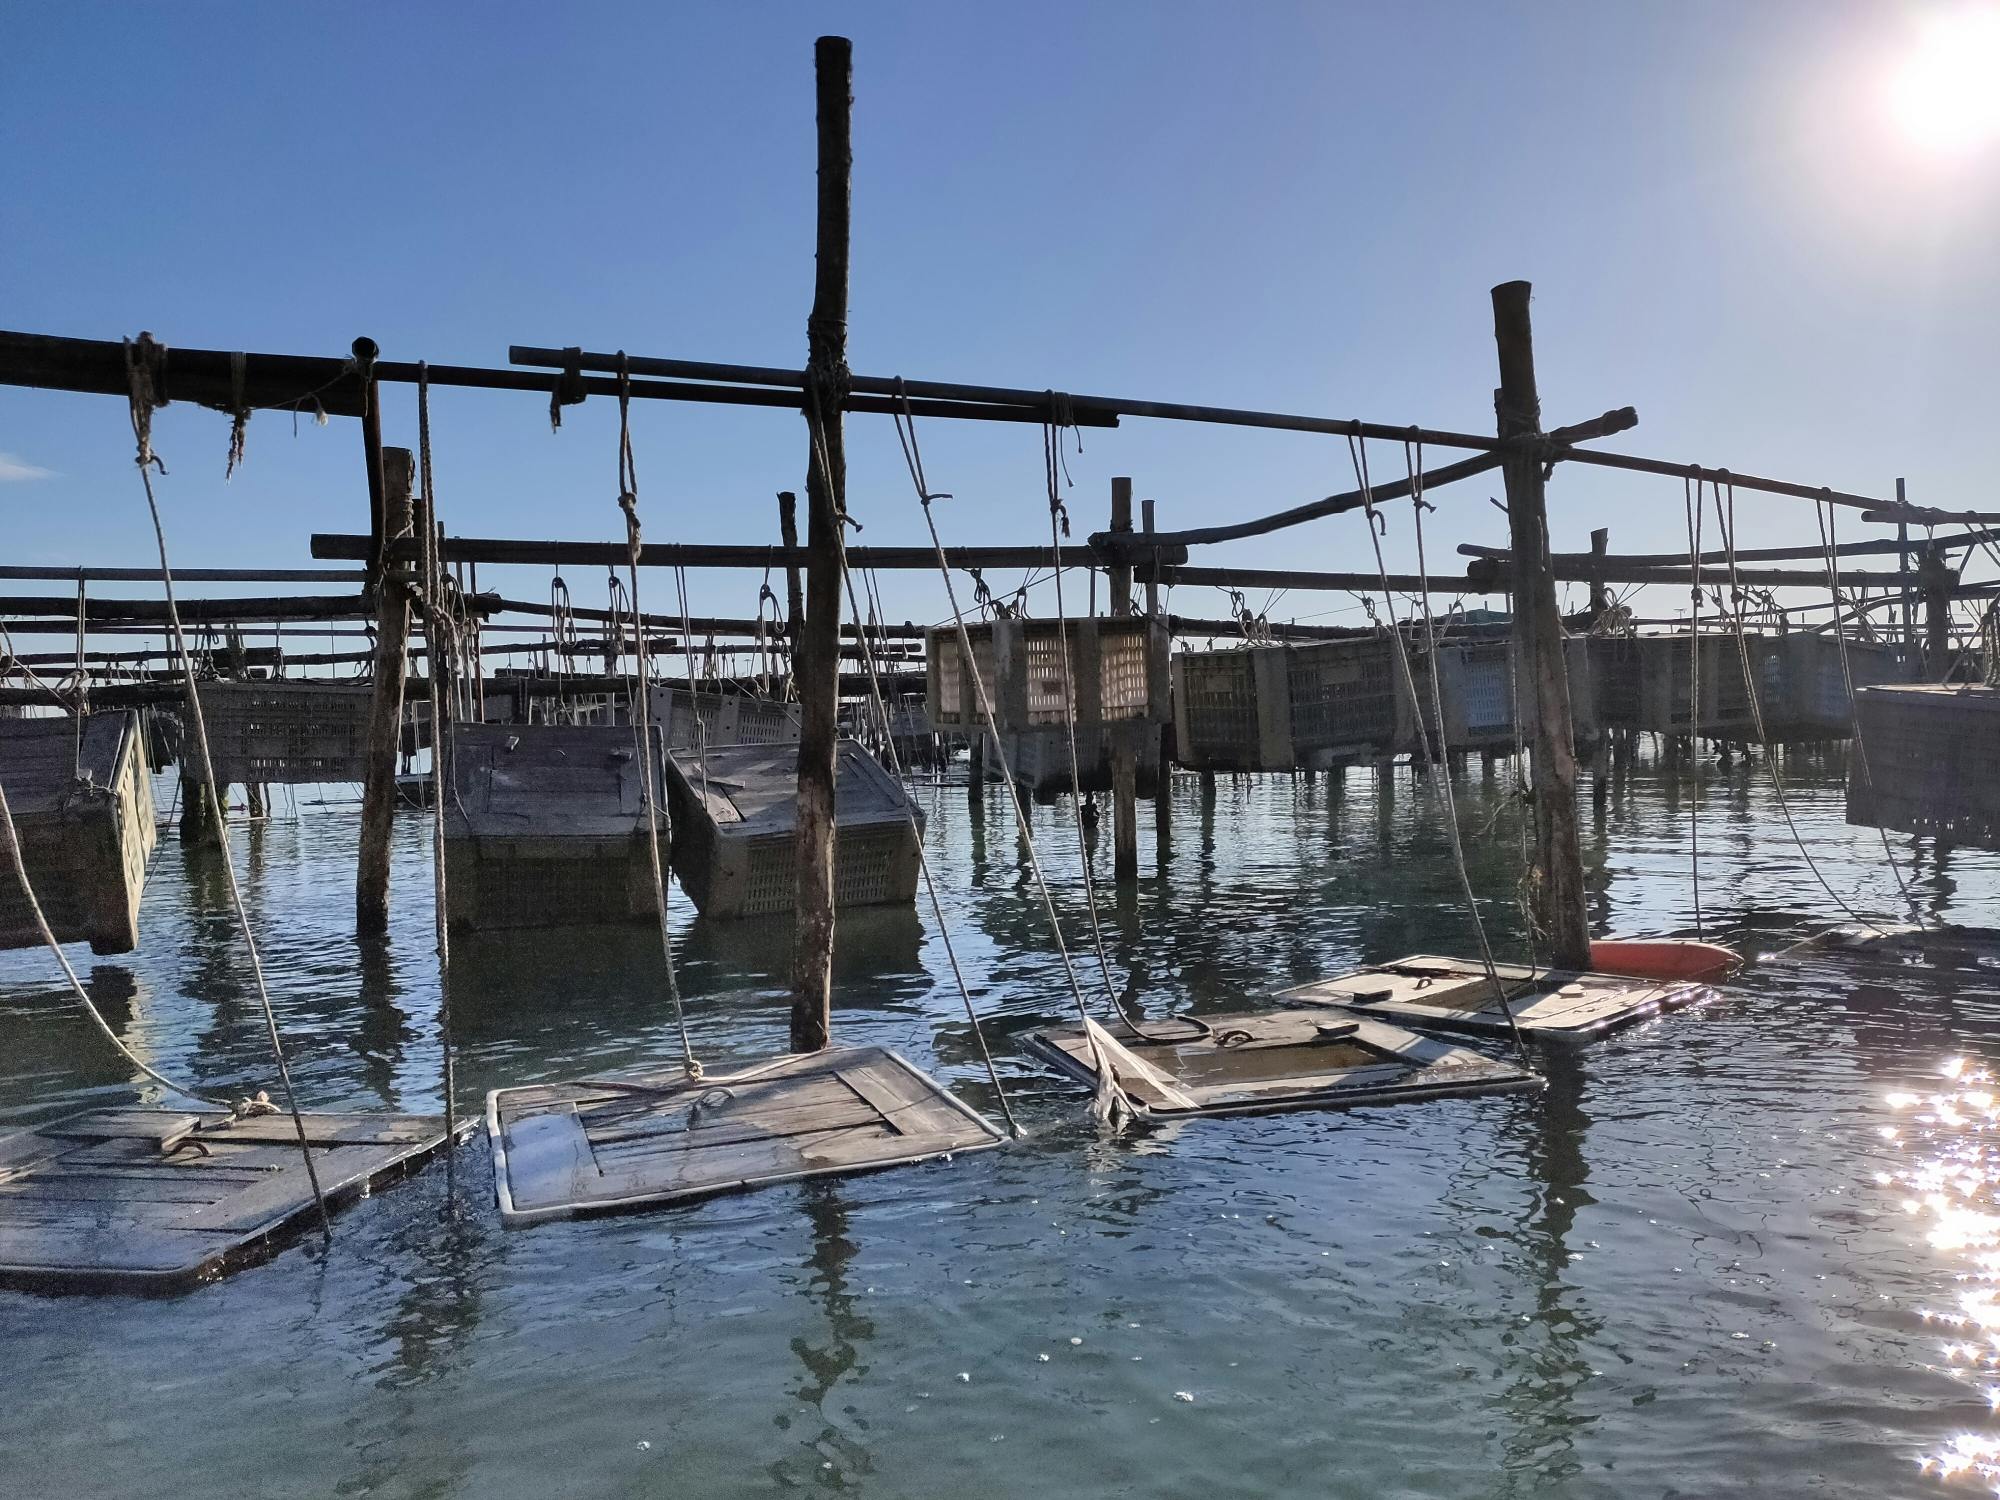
[927,617,1167,732]
[197,680,373,784]
[1846,684,2000,848]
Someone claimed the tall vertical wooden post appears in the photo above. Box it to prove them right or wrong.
[357,447,414,937]
[1108,477,1139,881]
[1586,528,1610,627]
[777,490,806,667]
[1897,479,1914,649]
[1920,541,1952,681]
[790,35,852,1055]
[1492,281,1590,971]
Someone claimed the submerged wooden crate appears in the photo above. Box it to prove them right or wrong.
[487,1046,1002,1226]
[665,738,923,919]
[1277,953,1709,1046]
[0,1107,459,1292]
[197,679,372,784]
[928,617,1169,733]
[0,713,154,955]
[442,723,668,930]
[1846,684,2000,848]
[1024,1009,1539,1119]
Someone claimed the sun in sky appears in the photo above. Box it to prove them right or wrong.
[1887,4,2000,155]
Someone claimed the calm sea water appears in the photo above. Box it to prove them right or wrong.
[3,746,1998,1499]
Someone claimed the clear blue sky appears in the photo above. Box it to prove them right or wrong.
[4,2,1996,640]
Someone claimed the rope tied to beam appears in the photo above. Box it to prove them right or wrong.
[615,353,702,1082]
[122,332,333,1239]
[225,350,251,480]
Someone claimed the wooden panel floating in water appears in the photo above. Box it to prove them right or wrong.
[1275,954,1707,1045]
[487,1046,1002,1227]
[1817,922,2000,970]
[0,712,154,955]
[0,1107,458,1292]
[1022,1011,1539,1119]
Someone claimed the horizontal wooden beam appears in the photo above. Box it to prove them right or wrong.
[1460,533,2000,568]
[309,531,1185,572]
[0,565,369,584]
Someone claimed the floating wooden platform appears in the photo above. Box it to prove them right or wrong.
[0,1107,458,1292]
[1022,1011,1539,1119]
[1275,954,1707,1045]
[487,1046,1003,1227]
[1819,922,2000,968]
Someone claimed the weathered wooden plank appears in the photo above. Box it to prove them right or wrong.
[196,1113,440,1147]
[0,1173,229,1205]
[40,1110,202,1142]
[169,1145,385,1234]
[0,1129,81,1180]
[501,1109,599,1211]
[0,1224,209,1274]
[588,1096,885,1159]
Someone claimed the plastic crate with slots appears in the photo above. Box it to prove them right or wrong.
[1845,684,2000,848]
[1606,634,1767,737]
[442,723,668,930]
[196,680,373,784]
[664,738,923,920]
[927,617,1168,733]
[0,713,155,955]
[1430,636,1597,750]
[1287,637,1413,765]
[649,686,800,749]
[1766,636,1914,738]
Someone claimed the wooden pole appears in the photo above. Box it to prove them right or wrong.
[1586,527,1609,627]
[1109,478,1139,882]
[357,448,414,937]
[1492,281,1590,970]
[790,35,852,1055]
[1921,541,1953,680]
[777,490,806,662]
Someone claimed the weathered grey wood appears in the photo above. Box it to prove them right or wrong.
[488,1046,1002,1226]
[1109,478,1139,883]
[792,34,855,1055]
[0,1106,456,1291]
[357,447,415,936]
[1024,1007,1539,1119]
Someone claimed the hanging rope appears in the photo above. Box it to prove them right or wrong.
[615,355,702,1080]
[1699,476,1880,934]
[1817,494,1925,925]
[1682,474,1706,939]
[123,334,330,1239]
[416,366,458,1141]
[891,382,1130,1125]
[1351,433,1530,1065]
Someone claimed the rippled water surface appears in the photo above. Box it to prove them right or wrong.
[4,746,2000,1498]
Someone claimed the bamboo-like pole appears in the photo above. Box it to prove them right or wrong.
[356,450,413,936]
[1109,478,1138,883]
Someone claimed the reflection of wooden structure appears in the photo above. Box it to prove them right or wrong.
[442,723,667,930]
[196,680,372,783]
[1024,1010,1537,1118]
[487,1046,1002,1226]
[665,738,921,919]
[1846,684,2000,848]
[1276,954,1707,1045]
[984,723,1162,796]
[0,713,154,955]
[0,1107,458,1291]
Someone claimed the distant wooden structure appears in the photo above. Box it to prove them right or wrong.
[0,712,154,955]
[486,1046,1002,1226]
[1275,954,1709,1045]
[0,1106,458,1292]
[664,738,922,919]
[1846,684,2000,848]
[1023,1010,1538,1118]
[442,722,668,930]
[197,679,373,784]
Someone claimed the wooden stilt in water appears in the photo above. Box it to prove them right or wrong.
[1921,542,1952,680]
[357,448,414,937]
[777,490,805,666]
[247,783,266,820]
[1109,477,1139,883]
[790,35,852,1056]
[1493,281,1590,970]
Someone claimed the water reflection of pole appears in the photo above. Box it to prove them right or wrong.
[1496,1051,1602,1486]
[792,1180,873,1421]
[354,933,413,1108]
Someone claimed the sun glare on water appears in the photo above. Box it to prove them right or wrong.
[1887,6,2000,156]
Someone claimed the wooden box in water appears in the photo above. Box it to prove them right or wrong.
[196,679,373,784]
[0,713,154,955]
[1846,684,2000,848]
[1593,633,1763,737]
[1764,635,1913,739]
[927,617,1169,733]
[665,738,923,920]
[442,723,668,930]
